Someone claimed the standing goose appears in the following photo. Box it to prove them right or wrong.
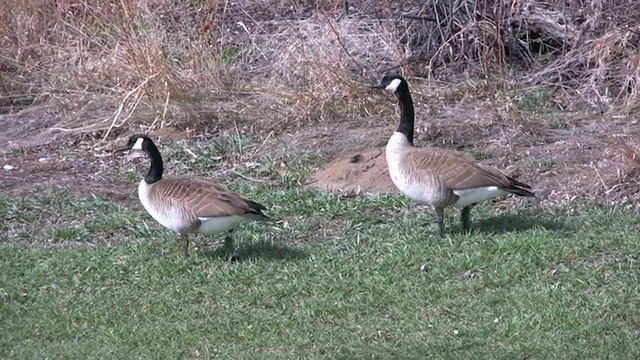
[114,134,270,259]
[372,75,534,237]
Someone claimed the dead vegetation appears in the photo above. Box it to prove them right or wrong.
[2,0,639,133]
[0,0,392,144]
[1,0,640,206]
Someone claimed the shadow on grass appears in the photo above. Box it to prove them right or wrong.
[201,240,310,263]
[469,209,571,235]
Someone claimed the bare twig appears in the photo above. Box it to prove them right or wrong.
[102,74,158,141]
[401,14,438,22]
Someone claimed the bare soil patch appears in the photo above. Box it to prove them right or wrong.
[305,146,396,195]
[1,141,135,203]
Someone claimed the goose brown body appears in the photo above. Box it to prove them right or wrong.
[138,177,268,235]
[373,75,534,236]
[386,132,532,209]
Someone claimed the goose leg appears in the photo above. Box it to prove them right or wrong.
[224,230,239,262]
[180,233,190,259]
[460,205,475,233]
[434,207,445,238]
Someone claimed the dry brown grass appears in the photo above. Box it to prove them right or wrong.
[1,0,225,142]
[1,0,640,148]
[397,0,640,113]
[0,0,404,145]
[529,25,640,113]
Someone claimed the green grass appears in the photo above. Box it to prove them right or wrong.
[1,149,639,359]
[514,87,553,113]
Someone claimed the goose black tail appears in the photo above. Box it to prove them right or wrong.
[244,199,272,222]
[502,177,535,197]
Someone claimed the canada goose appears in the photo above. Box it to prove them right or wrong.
[113,135,270,259]
[372,75,535,237]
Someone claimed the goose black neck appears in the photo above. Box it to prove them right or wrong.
[395,89,415,146]
[144,141,163,184]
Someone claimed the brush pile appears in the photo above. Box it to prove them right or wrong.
[391,0,640,112]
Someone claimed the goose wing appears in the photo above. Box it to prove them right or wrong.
[405,148,532,193]
[154,177,267,219]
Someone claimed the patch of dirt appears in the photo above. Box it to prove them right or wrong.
[305,147,396,195]
[0,141,138,205]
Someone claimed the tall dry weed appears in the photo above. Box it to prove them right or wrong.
[1,0,406,140]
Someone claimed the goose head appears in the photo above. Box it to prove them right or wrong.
[371,74,409,94]
[113,134,153,159]
[114,134,152,153]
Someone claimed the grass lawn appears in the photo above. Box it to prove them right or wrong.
[1,150,639,359]
[3,0,640,358]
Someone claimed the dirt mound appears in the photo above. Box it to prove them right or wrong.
[305,147,397,195]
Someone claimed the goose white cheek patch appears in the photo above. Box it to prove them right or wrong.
[385,78,402,92]
[125,151,145,160]
[131,137,145,150]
